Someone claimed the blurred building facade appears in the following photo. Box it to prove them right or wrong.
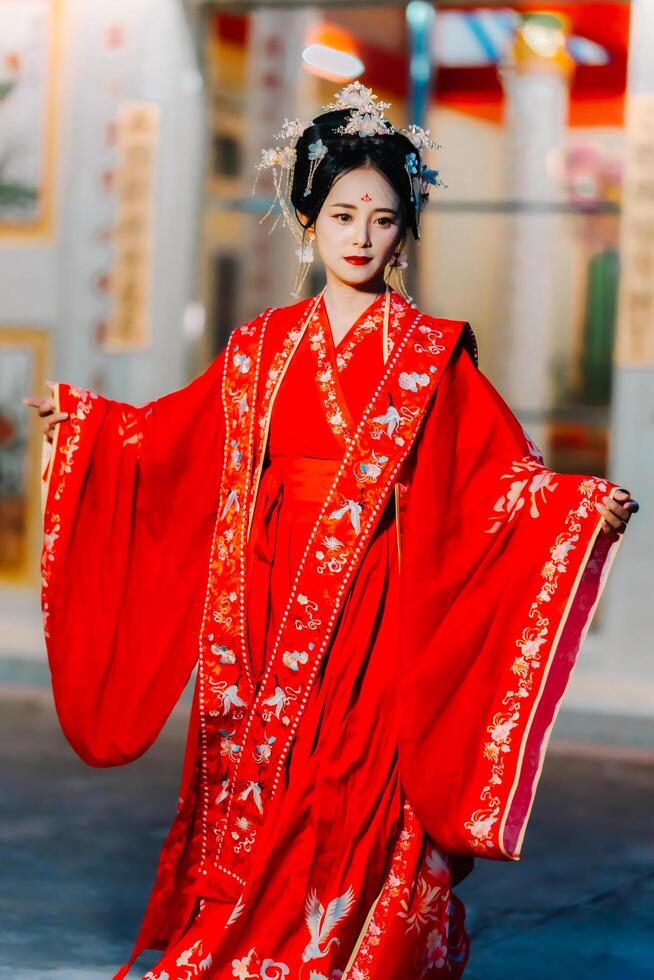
[0,0,651,719]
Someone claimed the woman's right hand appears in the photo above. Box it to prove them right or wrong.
[23,382,69,444]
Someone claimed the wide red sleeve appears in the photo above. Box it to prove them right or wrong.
[40,351,227,767]
[398,342,624,861]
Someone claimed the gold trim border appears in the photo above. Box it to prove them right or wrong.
[499,485,624,858]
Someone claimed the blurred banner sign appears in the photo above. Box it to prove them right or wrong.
[104,102,160,352]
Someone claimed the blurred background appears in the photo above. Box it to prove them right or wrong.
[0,1,652,977]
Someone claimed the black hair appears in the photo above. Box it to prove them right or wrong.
[290,108,422,250]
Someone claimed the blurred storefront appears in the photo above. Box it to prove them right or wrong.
[0,0,651,719]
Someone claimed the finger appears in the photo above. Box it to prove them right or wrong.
[24,397,55,416]
[23,395,52,406]
[42,413,68,435]
[613,488,631,502]
[603,498,631,521]
[37,399,56,417]
[595,503,626,534]
[625,499,640,514]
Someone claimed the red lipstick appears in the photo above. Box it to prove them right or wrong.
[344,256,372,265]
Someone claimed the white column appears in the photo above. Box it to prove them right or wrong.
[498,15,574,452]
[57,0,204,402]
[241,8,319,323]
[569,0,654,716]
[0,0,205,665]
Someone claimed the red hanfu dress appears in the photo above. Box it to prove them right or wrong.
[40,289,624,978]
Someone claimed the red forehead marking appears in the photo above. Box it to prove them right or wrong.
[361,192,373,202]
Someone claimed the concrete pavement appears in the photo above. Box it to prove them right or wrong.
[1,696,652,979]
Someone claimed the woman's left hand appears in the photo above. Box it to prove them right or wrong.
[597,488,639,536]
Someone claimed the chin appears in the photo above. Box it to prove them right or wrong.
[338,264,382,285]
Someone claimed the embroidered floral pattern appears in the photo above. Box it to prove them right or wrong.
[144,939,213,978]
[348,804,462,978]
[349,803,418,977]
[230,949,290,978]
[465,475,609,852]
[486,457,559,534]
[41,386,98,639]
[256,321,305,438]
[308,315,349,438]
[398,876,443,933]
[196,308,275,886]
[117,407,144,448]
[334,293,408,372]
[308,293,410,440]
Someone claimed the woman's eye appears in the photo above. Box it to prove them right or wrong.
[335,213,350,222]
[377,218,393,227]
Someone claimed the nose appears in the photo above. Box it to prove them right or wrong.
[352,220,372,248]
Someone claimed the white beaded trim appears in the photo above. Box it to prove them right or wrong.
[196,310,271,878]
[212,308,450,868]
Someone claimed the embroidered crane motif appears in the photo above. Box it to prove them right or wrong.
[302,886,356,962]
[226,894,246,927]
[239,780,264,814]
[328,499,363,535]
[262,685,289,718]
[215,778,230,805]
[372,404,401,437]
[221,489,239,519]
[220,682,247,715]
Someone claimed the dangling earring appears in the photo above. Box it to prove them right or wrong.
[291,232,314,298]
[387,250,413,304]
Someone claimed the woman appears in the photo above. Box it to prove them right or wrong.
[26,84,638,979]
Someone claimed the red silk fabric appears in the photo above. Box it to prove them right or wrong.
[40,290,623,978]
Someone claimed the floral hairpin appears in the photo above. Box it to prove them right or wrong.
[304,138,328,197]
[323,81,395,138]
[402,123,442,152]
[405,151,448,211]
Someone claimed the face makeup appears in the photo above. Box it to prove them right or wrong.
[311,166,402,288]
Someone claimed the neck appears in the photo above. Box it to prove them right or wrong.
[321,271,388,318]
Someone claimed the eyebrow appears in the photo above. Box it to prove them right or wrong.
[328,202,398,214]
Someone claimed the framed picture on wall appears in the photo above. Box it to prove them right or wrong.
[0,327,49,586]
[0,0,61,240]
